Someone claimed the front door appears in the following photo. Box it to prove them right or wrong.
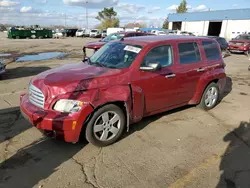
[132,44,181,114]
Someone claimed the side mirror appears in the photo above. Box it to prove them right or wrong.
[140,62,161,71]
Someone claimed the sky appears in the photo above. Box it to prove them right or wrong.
[0,0,250,28]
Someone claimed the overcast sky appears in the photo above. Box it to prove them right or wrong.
[0,0,250,28]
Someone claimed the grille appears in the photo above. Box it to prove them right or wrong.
[29,84,45,109]
[235,43,243,46]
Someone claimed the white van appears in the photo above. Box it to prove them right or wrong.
[89,29,101,38]
[107,28,124,36]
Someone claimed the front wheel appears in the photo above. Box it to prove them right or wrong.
[197,82,220,111]
[85,104,125,147]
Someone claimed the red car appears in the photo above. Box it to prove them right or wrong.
[83,31,153,55]
[228,34,250,54]
[20,36,226,147]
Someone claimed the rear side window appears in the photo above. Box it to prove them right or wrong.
[178,42,201,64]
[202,41,221,60]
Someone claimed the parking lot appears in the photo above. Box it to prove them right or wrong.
[0,32,250,188]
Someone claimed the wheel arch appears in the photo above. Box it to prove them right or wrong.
[189,78,219,105]
[79,100,130,139]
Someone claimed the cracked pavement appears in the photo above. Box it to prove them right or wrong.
[1,33,250,188]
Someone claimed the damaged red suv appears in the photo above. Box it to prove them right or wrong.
[20,36,226,147]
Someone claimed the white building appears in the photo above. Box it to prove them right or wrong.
[168,8,250,40]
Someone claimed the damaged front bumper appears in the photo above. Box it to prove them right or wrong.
[20,93,94,143]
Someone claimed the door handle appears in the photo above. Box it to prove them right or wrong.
[197,68,205,72]
[165,73,176,78]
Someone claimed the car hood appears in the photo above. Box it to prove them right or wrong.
[31,62,127,100]
[229,40,250,43]
[85,41,106,49]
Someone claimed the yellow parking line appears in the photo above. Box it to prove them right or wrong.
[168,155,221,188]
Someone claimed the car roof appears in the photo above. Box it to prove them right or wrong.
[122,35,213,46]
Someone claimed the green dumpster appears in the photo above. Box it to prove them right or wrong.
[8,29,53,39]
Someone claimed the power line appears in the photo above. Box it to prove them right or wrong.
[86,1,88,29]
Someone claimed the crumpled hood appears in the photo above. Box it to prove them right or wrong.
[85,41,106,49]
[31,62,127,101]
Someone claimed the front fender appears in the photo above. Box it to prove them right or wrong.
[91,85,132,109]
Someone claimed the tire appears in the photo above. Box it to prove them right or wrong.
[197,82,220,111]
[85,104,125,147]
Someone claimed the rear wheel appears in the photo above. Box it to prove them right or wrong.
[197,82,219,111]
[85,104,125,147]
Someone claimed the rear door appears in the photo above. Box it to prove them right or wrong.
[174,40,207,103]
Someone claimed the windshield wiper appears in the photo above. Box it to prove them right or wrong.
[106,65,117,69]
[89,61,106,68]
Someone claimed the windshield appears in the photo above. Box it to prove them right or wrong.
[91,30,97,32]
[102,33,125,42]
[77,30,83,32]
[235,35,250,40]
[89,42,142,69]
[102,30,107,33]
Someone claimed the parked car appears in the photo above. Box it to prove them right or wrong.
[76,29,85,37]
[20,35,226,147]
[228,34,250,54]
[202,36,229,57]
[83,29,91,37]
[156,31,167,35]
[84,31,153,54]
[0,60,6,76]
[101,30,107,38]
[63,29,78,37]
[52,30,63,38]
[180,31,195,36]
[89,29,102,38]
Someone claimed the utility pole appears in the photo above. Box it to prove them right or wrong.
[64,13,67,28]
[86,1,88,29]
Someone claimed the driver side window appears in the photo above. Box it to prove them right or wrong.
[141,45,173,68]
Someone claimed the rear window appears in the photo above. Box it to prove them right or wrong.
[202,41,221,60]
[178,42,201,64]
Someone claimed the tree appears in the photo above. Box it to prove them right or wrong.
[162,18,169,29]
[124,22,146,28]
[176,0,188,13]
[96,7,120,29]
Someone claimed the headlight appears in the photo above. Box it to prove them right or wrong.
[53,99,84,113]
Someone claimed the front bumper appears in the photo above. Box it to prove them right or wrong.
[228,46,249,52]
[20,94,94,142]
